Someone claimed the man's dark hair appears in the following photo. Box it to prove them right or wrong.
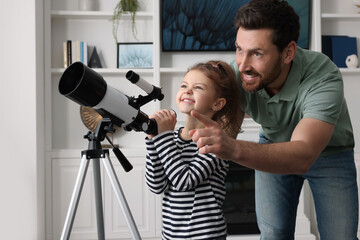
[234,0,300,52]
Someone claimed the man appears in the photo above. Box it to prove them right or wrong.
[189,0,358,239]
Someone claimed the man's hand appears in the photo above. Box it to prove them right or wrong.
[189,110,235,160]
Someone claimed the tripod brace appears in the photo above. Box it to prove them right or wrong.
[60,118,141,240]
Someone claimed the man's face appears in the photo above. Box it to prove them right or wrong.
[235,27,285,95]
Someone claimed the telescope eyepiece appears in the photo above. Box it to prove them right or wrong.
[126,70,139,84]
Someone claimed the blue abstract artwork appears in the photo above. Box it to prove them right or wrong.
[161,0,310,51]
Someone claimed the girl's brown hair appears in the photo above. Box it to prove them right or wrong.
[188,60,244,138]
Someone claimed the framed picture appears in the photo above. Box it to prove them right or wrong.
[161,0,310,52]
[117,42,153,68]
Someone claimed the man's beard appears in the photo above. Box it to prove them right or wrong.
[241,57,282,93]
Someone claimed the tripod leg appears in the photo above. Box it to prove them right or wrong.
[92,158,105,240]
[60,155,90,240]
[101,153,141,240]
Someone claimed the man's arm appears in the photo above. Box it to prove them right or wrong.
[189,110,334,174]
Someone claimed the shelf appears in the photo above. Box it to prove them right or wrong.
[322,13,360,21]
[51,10,153,20]
[51,68,154,75]
[159,68,360,75]
[160,67,187,73]
[340,68,360,74]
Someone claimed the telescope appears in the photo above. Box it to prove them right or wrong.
[58,62,164,240]
[58,61,164,172]
[58,61,164,135]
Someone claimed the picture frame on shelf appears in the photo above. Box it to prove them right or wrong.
[117,42,153,68]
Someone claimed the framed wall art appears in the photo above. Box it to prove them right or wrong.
[161,0,310,52]
[117,42,153,68]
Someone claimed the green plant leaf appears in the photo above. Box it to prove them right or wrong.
[112,0,139,44]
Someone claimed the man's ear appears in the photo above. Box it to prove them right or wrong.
[213,98,226,111]
[283,41,297,64]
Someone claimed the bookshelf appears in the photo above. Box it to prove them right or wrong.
[45,1,161,239]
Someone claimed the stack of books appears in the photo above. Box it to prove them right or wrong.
[321,35,358,68]
[63,40,88,68]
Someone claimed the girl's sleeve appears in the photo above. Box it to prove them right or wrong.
[145,137,169,194]
[152,131,228,191]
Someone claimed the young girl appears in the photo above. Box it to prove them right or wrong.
[145,60,244,240]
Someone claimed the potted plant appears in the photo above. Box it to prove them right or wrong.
[112,0,139,43]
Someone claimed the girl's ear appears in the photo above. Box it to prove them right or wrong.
[212,98,226,112]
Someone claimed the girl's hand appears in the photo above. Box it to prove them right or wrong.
[147,109,177,139]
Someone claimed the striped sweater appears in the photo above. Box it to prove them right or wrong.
[145,128,229,240]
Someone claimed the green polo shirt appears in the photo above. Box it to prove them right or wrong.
[232,47,354,156]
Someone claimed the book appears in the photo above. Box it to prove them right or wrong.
[321,35,333,60]
[71,40,76,64]
[322,35,358,68]
[83,42,88,65]
[75,40,81,63]
[331,36,358,68]
[66,40,72,66]
[62,40,89,67]
[80,41,84,63]
[63,41,68,68]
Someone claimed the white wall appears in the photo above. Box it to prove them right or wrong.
[0,0,45,239]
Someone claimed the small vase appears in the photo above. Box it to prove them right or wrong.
[345,54,359,68]
[78,0,98,11]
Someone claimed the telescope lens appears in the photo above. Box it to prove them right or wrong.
[58,62,84,95]
[59,62,107,107]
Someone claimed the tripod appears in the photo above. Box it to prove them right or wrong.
[60,119,141,240]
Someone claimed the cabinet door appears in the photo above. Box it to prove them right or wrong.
[103,155,158,238]
[51,149,160,239]
[52,157,99,239]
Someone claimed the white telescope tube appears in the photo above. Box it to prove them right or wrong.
[94,86,138,125]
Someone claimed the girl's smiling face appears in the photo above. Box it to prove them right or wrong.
[176,69,223,119]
